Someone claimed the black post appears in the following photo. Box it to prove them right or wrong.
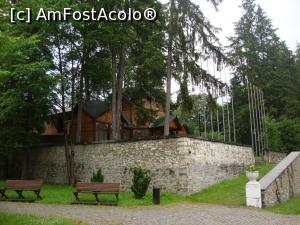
[153,187,160,205]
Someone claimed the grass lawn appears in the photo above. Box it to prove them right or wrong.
[187,162,275,205]
[1,162,299,216]
[0,180,184,206]
[0,162,278,208]
[265,194,300,215]
[0,212,84,225]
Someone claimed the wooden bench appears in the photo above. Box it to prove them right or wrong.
[73,182,120,205]
[0,180,43,202]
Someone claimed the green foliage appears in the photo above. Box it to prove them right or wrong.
[277,117,300,152]
[90,168,104,183]
[170,0,227,113]
[135,101,157,126]
[0,19,56,154]
[248,164,256,172]
[265,116,300,152]
[228,0,300,145]
[173,94,206,135]
[174,94,228,140]
[265,116,283,150]
[131,167,151,199]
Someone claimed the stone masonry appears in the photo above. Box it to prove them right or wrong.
[26,137,254,195]
[263,149,287,163]
[259,152,300,207]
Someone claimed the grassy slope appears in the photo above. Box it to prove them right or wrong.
[187,162,275,205]
[266,194,300,215]
[0,213,83,225]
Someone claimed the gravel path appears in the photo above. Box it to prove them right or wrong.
[0,202,299,225]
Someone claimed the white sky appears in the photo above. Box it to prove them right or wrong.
[162,0,300,99]
[196,0,300,51]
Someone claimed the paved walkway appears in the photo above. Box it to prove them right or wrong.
[0,202,299,225]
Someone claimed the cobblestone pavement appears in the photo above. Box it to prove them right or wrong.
[0,202,299,225]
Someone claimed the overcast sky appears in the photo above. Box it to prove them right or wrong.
[196,0,300,52]
[159,0,300,97]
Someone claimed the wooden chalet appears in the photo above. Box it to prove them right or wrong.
[42,97,188,144]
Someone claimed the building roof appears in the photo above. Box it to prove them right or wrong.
[83,100,133,128]
[82,100,110,119]
[149,116,177,128]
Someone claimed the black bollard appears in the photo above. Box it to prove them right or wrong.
[153,187,160,205]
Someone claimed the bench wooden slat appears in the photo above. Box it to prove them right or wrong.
[5,180,43,190]
[73,182,120,205]
[0,180,43,202]
[76,182,120,193]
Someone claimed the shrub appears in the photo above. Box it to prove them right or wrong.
[91,168,104,182]
[265,116,300,152]
[248,164,256,172]
[131,167,151,199]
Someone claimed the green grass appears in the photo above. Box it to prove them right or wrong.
[0,180,184,206]
[265,194,300,215]
[187,162,275,205]
[255,156,264,161]
[1,162,299,215]
[0,162,275,208]
[0,212,84,225]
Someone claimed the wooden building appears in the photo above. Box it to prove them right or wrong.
[42,97,188,144]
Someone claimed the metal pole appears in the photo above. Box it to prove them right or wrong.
[254,85,262,156]
[230,72,237,143]
[221,87,226,142]
[250,83,258,156]
[253,86,261,156]
[249,83,257,155]
[225,70,231,142]
[247,78,255,153]
[210,79,214,139]
[261,90,268,149]
[258,89,266,151]
[204,107,207,138]
[214,63,220,140]
[207,60,214,139]
[256,86,264,156]
[210,110,214,139]
[202,80,207,138]
[221,70,226,142]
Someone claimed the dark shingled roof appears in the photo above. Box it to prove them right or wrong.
[82,100,133,128]
[149,116,176,128]
[82,100,109,119]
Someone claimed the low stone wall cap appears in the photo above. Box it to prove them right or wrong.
[259,151,300,190]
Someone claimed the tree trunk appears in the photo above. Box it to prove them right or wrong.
[85,76,91,102]
[20,149,29,179]
[116,45,126,140]
[111,47,117,140]
[164,0,175,136]
[58,43,73,184]
[76,57,84,143]
[71,59,75,110]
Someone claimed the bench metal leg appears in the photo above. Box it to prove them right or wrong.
[115,193,119,201]
[0,190,8,199]
[93,193,99,202]
[16,190,24,199]
[34,190,42,200]
[73,192,79,201]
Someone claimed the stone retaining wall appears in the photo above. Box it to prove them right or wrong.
[263,149,287,163]
[25,137,254,195]
[259,152,300,207]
